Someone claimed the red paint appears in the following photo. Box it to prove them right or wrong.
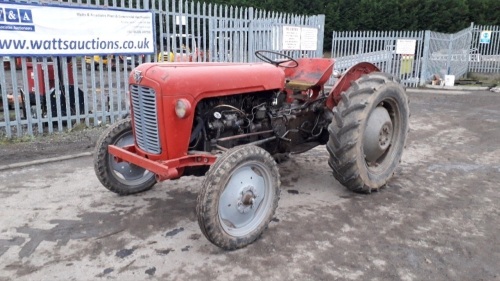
[284,58,334,89]
[109,62,285,181]
[284,58,334,100]
[108,59,377,182]
[326,62,379,109]
[131,62,285,161]
[109,144,216,181]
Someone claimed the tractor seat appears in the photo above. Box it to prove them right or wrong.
[284,58,334,92]
[285,79,318,91]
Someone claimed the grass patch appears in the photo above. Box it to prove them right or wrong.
[0,121,93,144]
[0,134,35,145]
[68,122,89,132]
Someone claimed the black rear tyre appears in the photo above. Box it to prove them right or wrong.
[327,72,409,193]
[94,118,156,195]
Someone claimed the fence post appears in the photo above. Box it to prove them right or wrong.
[466,22,474,75]
[208,14,214,63]
[420,30,431,86]
[248,7,255,62]
[446,32,455,75]
[316,15,326,58]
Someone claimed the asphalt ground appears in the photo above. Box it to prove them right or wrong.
[0,88,499,281]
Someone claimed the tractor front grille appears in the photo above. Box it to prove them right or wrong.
[130,85,161,154]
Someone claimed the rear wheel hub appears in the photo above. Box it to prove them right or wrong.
[364,106,393,163]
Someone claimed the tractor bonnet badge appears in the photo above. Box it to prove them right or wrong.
[134,70,143,83]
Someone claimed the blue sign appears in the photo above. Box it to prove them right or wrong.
[0,6,35,33]
[5,8,19,23]
[0,7,33,23]
[480,31,491,44]
[20,9,33,23]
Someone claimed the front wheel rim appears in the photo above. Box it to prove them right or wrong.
[109,131,153,185]
[218,161,274,237]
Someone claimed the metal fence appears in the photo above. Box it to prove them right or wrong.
[156,1,325,63]
[331,30,424,87]
[331,23,499,87]
[1,0,498,139]
[469,24,500,73]
[0,0,325,138]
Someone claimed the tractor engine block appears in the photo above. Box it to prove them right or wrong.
[190,91,331,155]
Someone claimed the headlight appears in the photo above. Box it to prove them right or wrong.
[175,99,191,119]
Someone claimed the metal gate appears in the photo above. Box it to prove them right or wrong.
[421,26,473,83]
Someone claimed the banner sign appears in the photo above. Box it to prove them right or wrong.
[0,1,155,56]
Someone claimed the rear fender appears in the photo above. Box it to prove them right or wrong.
[326,62,379,109]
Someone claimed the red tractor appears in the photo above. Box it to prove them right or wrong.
[94,51,409,250]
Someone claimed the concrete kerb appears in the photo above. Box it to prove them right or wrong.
[406,88,474,95]
[324,85,484,95]
[423,84,490,91]
[0,152,92,172]
[407,84,500,94]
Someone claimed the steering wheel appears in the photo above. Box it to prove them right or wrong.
[255,50,299,68]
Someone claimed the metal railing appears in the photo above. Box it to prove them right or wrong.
[0,0,325,138]
[331,30,424,87]
[331,23,499,87]
[469,24,500,73]
[1,0,498,139]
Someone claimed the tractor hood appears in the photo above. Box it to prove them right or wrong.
[131,62,286,100]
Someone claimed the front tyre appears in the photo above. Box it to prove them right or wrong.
[197,145,280,250]
[94,118,156,195]
[327,72,409,193]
